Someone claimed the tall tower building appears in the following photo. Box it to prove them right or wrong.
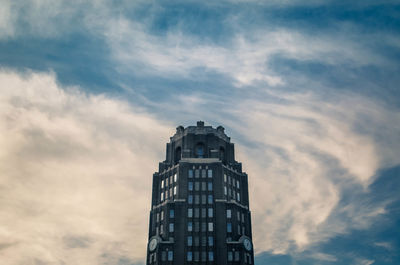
[146,121,254,265]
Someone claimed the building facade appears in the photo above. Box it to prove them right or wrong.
[146,121,254,265]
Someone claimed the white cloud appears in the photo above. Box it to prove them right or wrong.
[0,70,172,264]
[223,91,400,254]
[103,17,390,88]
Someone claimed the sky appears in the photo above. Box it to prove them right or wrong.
[0,0,400,264]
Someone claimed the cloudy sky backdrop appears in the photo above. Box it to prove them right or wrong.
[1,1,400,264]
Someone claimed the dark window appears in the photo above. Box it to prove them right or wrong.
[196,144,205,158]
[227,222,232,233]
[175,147,181,164]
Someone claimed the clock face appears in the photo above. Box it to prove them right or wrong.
[149,238,158,252]
[243,238,252,251]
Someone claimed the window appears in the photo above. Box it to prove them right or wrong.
[237,180,240,188]
[227,209,231,218]
[208,222,213,232]
[202,169,206,178]
[196,144,204,158]
[233,191,236,199]
[194,251,199,262]
[232,178,236,187]
[161,180,164,188]
[188,222,193,231]
[208,169,212,178]
[202,236,207,246]
[228,251,233,261]
[227,222,232,233]
[188,195,193,204]
[242,226,245,235]
[156,213,159,222]
[194,208,199,218]
[238,224,241,234]
[235,251,240,261]
[170,209,174,218]
[168,251,173,261]
[187,236,192,246]
[208,195,213,204]
[165,190,169,200]
[195,169,200,178]
[189,169,193,178]
[228,175,231,185]
[195,195,200,204]
[160,224,163,234]
[160,192,164,201]
[237,193,240,202]
[208,236,214,246]
[161,211,164,220]
[202,222,206,232]
[242,213,245,222]
[187,251,193,261]
[165,178,169,187]
[169,223,174,232]
[188,182,193,191]
[195,182,200,191]
[209,251,214,261]
[202,251,207,261]
[202,194,207,204]
[202,182,206,191]
[237,211,240,221]
[224,174,227,182]
[174,173,177,182]
[208,182,213,191]
[195,222,199,232]
[188,208,193,218]
[169,188,172,197]
[208,208,213,217]
[224,186,227,196]
[161,251,166,261]
[201,208,206,218]
[173,186,177,196]
[194,236,199,246]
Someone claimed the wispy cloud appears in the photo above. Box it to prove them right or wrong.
[0,70,171,264]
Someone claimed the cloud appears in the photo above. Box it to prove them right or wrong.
[0,69,171,264]
[223,91,400,254]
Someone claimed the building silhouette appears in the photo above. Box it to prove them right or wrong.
[146,121,254,265]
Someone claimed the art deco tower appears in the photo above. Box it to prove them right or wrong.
[146,121,254,265]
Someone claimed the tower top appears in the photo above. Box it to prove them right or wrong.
[172,121,230,142]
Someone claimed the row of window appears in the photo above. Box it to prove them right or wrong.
[155,209,174,223]
[152,250,251,264]
[228,252,253,264]
[188,207,214,218]
[187,235,214,247]
[188,221,213,232]
[227,222,246,235]
[160,186,177,201]
[188,181,213,191]
[224,186,241,202]
[227,209,246,223]
[149,250,173,263]
[224,173,240,188]
[160,173,178,189]
[189,169,213,179]
[188,194,213,204]
[187,251,214,262]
